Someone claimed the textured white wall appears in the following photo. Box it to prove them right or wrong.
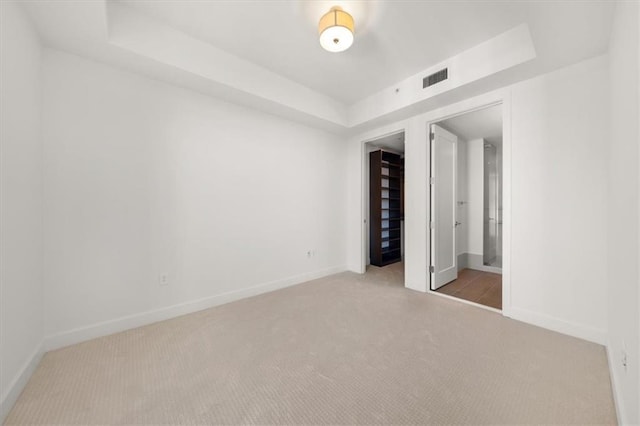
[41,50,348,344]
[607,1,640,424]
[0,1,44,419]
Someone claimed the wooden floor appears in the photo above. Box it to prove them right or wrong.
[435,268,502,309]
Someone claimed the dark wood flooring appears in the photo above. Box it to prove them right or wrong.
[435,268,502,309]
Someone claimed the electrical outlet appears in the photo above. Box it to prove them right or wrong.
[159,273,169,287]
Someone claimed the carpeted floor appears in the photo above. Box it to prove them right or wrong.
[6,263,616,425]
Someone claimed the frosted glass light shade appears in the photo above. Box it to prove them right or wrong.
[318,6,354,52]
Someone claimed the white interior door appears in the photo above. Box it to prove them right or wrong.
[430,124,458,290]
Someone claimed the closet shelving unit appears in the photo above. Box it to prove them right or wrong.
[370,150,404,266]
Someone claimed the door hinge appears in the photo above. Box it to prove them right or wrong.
[429,265,435,273]
[429,221,435,229]
[429,131,435,141]
[429,177,435,185]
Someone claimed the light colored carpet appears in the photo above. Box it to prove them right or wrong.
[6,263,616,425]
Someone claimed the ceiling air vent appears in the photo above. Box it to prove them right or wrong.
[423,68,448,89]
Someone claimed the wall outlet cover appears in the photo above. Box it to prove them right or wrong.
[159,274,169,286]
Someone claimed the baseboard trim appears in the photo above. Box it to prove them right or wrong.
[507,307,607,345]
[469,264,503,274]
[45,265,347,351]
[457,252,502,274]
[0,343,44,423]
[606,344,625,425]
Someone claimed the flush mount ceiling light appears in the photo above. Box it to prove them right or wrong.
[318,6,354,53]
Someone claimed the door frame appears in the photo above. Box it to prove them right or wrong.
[426,98,510,314]
[359,127,408,272]
[354,89,511,317]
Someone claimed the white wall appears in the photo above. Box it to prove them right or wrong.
[496,56,609,340]
[466,138,484,257]
[454,136,483,260]
[42,50,348,347]
[454,136,487,264]
[607,1,639,424]
[348,55,609,344]
[0,1,44,420]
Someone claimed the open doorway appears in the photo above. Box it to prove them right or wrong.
[429,105,503,310]
[365,132,405,275]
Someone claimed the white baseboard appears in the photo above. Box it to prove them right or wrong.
[45,265,347,351]
[457,252,502,274]
[606,344,625,425]
[507,307,607,345]
[0,343,44,423]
